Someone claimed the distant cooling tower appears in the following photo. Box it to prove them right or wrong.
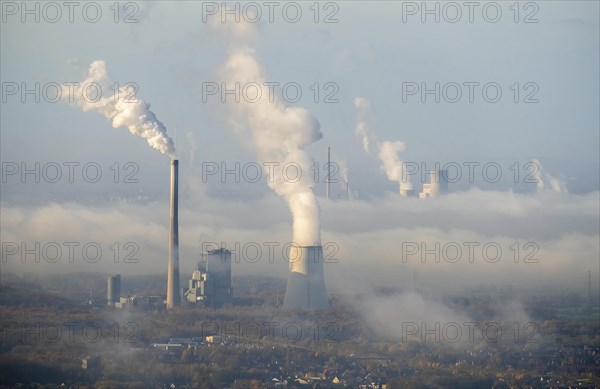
[399,186,415,197]
[282,245,328,310]
[166,159,180,309]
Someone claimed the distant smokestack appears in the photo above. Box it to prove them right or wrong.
[282,245,328,310]
[346,177,349,201]
[326,147,331,200]
[588,269,593,307]
[166,159,180,309]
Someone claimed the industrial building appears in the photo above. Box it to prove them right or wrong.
[419,169,449,198]
[184,248,232,308]
[81,355,100,370]
[112,295,162,309]
[107,274,121,306]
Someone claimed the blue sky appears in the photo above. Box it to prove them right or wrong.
[2,1,598,190]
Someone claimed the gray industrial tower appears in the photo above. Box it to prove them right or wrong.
[166,159,180,309]
[107,274,121,306]
[282,245,328,310]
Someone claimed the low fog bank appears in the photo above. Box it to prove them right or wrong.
[1,188,598,293]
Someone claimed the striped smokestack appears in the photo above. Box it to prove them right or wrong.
[166,159,180,308]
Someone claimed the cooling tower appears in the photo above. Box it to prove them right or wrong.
[400,186,415,197]
[282,245,328,310]
[166,159,180,309]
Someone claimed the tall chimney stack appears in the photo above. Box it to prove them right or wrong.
[346,177,349,201]
[166,159,180,309]
[588,269,593,307]
[326,147,331,200]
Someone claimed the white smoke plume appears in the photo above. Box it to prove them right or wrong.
[68,60,175,157]
[354,97,412,195]
[339,159,349,184]
[352,290,538,348]
[187,130,198,167]
[354,97,377,154]
[532,159,567,194]
[338,159,353,200]
[379,140,414,193]
[220,48,323,246]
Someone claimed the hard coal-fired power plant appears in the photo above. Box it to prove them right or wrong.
[419,169,449,199]
[282,245,328,310]
[166,159,180,309]
[184,248,233,308]
[107,274,121,307]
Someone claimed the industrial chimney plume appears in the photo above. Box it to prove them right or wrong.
[69,60,176,157]
[354,97,413,196]
[219,19,328,310]
[68,61,179,308]
[166,159,180,309]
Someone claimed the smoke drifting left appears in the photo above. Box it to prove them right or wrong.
[67,60,176,158]
[354,97,413,195]
[66,60,180,308]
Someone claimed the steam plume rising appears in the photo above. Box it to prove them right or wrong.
[222,48,322,245]
[354,97,377,154]
[379,140,413,193]
[532,159,568,194]
[354,97,412,195]
[69,60,175,157]
[338,159,353,200]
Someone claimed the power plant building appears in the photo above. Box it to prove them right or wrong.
[184,248,232,308]
[419,169,449,198]
[107,274,121,306]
